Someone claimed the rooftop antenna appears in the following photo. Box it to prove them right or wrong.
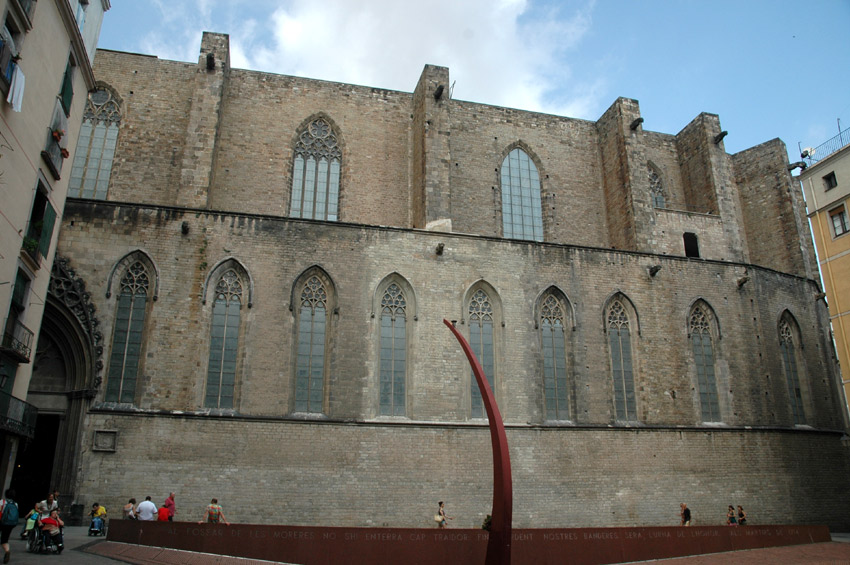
[449,80,456,100]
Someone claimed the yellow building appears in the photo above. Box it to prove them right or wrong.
[0,0,108,492]
[800,132,850,416]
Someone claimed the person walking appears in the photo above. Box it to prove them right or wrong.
[726,505,737,526]
[737,505,747,525]
[0,489,19,563]
[680,503,691,526]
[436,501,453,529]
[199,499,229,525]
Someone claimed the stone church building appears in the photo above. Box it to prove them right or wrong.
[17,32,850,529]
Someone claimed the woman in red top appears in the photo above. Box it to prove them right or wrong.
[40,510,64,553]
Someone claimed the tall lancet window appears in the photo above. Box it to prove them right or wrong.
[379,283,407,416]
[469,289,495,418]
[290,118,341,221]
[205,270,243,409]
[690,306,720,422]
[779,320,805,424]
[541,293,569,420]
[649,165,665,208]
[295,276,329,413]
[607,300,636,421]
[105,261,149,403]
[69,88,121,200]
[500,148,543,241]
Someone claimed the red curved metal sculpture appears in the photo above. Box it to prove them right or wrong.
[443,318,512,565]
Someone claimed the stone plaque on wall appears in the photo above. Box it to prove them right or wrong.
[92,430,118,452]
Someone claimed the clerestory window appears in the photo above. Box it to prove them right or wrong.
[500,148,543,241]
[290,118,341,221]
[69,88,121,200]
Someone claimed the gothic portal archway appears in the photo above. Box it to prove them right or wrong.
[10,258,102,521]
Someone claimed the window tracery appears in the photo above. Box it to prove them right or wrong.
[379,283,407,416]
[689,306,720,422]
[469,289,495,418]
[105,261,149,403]
[295,275,329,413]
[607,299,636,420]
[69,88,121,200]
[205,269,243,409]
[779,319,805,424]
[290,118,341,221]
[649,165,665,208]
[501,148,543,241]
[541,293,569,420]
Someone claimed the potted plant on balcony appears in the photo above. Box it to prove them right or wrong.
[51,129,64,142]
[22,235,38,254]
[60,148,69,159]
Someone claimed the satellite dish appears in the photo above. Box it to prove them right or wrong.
[801,147,815,158]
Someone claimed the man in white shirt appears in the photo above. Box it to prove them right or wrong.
[136,496,157,521]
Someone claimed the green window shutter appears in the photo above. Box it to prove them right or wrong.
[60,61,74,115]
[37,201,56,259]
[11,271,28,311]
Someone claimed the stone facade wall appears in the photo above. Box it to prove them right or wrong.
[58,201,840,430]
[447,101,606,246]
[733,139,816,280]
[76,412,850,530]
[49,34,848,532]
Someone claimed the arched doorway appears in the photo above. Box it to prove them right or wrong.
[10,257,102,524]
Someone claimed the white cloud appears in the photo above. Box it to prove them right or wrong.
[128,0,605,120]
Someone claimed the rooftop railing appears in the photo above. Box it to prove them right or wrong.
[803,127,850,166]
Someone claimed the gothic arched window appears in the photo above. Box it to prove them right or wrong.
[105,261,149,403]
[689,305,720,422]
[205,269,243,409]
[379,283,407,416]
[69,88,121,200]
[500,148,543,241]
[295,274,330,413]
[779,318,805,424]
[607,299,636,421]
[540,292,570,420]
[649,165,665,208]
[469,288,496,418]
[290,118,341,221]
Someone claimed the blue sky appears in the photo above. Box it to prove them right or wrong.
[97,0,849,164]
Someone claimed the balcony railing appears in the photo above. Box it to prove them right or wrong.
[803,127,850,166]
[0,390,37,439]
[41,130,66,180]
[1,316,34,363]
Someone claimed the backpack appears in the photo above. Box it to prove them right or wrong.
[1,499,18,526]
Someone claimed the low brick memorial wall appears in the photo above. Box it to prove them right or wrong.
[106,521,830,564]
